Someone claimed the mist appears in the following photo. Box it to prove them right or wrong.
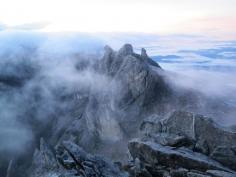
[163,67,236,100]
[0,31,236,177]
[0,30,109,160]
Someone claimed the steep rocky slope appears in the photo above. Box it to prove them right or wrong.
[27,111,236,177]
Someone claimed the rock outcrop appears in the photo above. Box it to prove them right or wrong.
[126,111,236,177]
[128,140,233,173]
[140,111,236,156]
[56,44,172,162]
[29,139,128,177]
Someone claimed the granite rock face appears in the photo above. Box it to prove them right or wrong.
[56,44,172,161]
[210,146,236,171]
[128,140,232,173]
[127,111,236,177]
[140,111,236,156]
[29,139,128,177]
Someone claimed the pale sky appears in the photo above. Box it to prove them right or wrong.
[0,0,236,38]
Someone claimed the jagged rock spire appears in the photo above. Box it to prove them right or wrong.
[104,45,113,55]
[141,48,148,58]
[118,44,133,56]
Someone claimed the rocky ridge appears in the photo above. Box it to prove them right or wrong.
[1,44,236,177]
[28,45,236,177]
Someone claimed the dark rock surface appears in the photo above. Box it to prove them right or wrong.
[140,111,236,156]
[29,139,128,177]
[128,140,232,172]
[210,146,236,171]
[126,111,236,177]
[207,170,236,177]
[56,43,172,162]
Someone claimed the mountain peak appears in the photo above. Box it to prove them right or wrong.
[118,44,133,56]
[141,48,148,58]
[104,45,113,54]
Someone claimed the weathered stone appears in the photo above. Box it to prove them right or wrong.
[60,141,128,177]
[30,140,128,177]
[187,172,211,177]
[142,133,195,148]
[206,170,236,177]
[162,111,196,140]
[128,140,232,172]
[229,125,236,132]
[149,111,236,157]
[194,114,236,155]
[210,146,236,171]
[30,138,62,177]
[56,145,76,169]
[140,115,163,135]
[170,168,188,177]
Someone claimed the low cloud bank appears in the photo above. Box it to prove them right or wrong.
[0,30,106,159]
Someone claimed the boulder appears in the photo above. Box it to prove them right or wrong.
[206,170,236,177]
[210,146,236,171]
[142,133,195,148]
[170,168,188,177]
[229,125,236,132]
[29,139,128,177]
[128,139,232,173]
[29,138,62,177]
[143,111,236,156]
[138,111,236,171]
[187,171,211,177]
[140,114,163,135]
[57,141,128,177]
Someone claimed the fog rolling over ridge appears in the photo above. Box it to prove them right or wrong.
[0,31,109,176]
[3,31,118,151]
[0,31,236,177]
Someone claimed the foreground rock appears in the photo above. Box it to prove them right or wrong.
[207,170,236,177]
[126,111,236,177]
[140,111,236,169]
[29,138,128,177]
[128,140,234,174]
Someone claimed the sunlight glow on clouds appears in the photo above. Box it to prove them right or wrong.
[0,0,235,38]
